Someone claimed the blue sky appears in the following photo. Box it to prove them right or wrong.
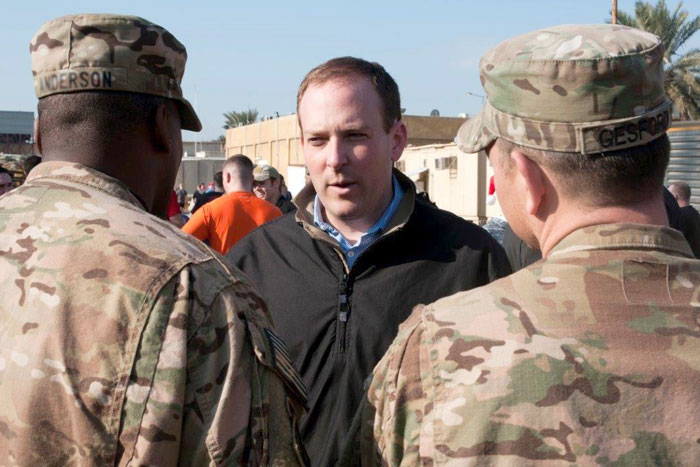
[2,0,699,141]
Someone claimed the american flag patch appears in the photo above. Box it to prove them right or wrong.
[265,328,308,406]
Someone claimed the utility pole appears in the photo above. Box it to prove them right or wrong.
[612,0,618,24]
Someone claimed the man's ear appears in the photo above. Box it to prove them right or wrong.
[389,121,407,163]
[33,118,42,155]
[511,149,546,216]
[153,104,172,153]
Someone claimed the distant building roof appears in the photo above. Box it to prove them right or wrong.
[0,111,34,136]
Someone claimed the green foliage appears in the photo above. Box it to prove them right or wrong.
[222,108,259,129]
[615,1,700,119]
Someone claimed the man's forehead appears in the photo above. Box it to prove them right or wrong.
[299,78,383,130]
[301,78,378,108]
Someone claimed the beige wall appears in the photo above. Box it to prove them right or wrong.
[399,143,498,223]
[225,115,303,183]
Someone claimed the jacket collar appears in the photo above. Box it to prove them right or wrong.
[27,161,146,210]
[293,168,416,247]
[549,223,694,258]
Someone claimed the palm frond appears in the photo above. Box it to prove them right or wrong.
[618,1,700,120]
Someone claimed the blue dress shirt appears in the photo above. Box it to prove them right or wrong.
[314,175,404,268]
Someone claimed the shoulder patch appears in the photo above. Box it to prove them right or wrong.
[265,328,308,407]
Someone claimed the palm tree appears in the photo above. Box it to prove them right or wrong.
[223,108,259,129]
[615,0,700,120]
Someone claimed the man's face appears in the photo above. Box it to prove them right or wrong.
[299,78,404,227]
[253,177,280,203]
[0,173,12,195]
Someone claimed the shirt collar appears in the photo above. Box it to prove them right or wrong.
[314,174,404,245]
[549,223,694,258]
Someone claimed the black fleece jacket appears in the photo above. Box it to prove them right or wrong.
[228,172,511,466]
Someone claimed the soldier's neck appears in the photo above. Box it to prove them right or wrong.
[41,147,163,216]
[537,195,668,258]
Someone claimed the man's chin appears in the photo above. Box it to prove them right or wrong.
[322,201,362,222]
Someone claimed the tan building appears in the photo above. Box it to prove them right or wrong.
[224,114,466,195]
[398,143,502,224]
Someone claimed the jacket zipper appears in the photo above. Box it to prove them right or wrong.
[335,229,403,355]
[338,273,351,354]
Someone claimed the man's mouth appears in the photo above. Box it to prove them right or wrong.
[328,180,356,194]
[330,181,354,188]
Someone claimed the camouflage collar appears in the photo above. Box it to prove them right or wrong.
[549,223,694,258]
[27,161,146,210]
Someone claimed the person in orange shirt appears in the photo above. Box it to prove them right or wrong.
[182,155,282,254]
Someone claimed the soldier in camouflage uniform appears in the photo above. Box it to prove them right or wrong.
[357,24,700,465]
[0,14,307,465]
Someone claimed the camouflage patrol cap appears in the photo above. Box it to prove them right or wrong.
[30,14,201,131]
[253,165,280,182]
[457,24,671,155]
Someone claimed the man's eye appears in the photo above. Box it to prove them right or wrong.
[307,137,326,145]
[347,133,367,140]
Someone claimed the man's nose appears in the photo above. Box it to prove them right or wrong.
[325,138,348,169]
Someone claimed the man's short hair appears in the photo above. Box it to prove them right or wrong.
[297,56,401,133]
[224,154,254,178]
[670,181,692,202]
[38,91,169,150]
[213,171,223,188]
[497,135,670,207]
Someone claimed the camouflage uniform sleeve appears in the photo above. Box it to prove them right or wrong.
[118,266,308,466]
[359,306,431,466]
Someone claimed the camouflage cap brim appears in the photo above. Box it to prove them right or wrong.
[458,99,672,155]
[455,107,496,154]
[178,98,202,132]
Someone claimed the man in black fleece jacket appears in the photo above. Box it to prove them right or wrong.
[228,56,510,466]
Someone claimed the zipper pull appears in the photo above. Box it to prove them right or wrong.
[339,311,348,322]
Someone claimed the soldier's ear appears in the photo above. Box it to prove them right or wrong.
[153,103,172,153]
[511,149,546,216]
[34,118,42,155]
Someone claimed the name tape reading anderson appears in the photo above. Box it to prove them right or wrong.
[37,70,118,93]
